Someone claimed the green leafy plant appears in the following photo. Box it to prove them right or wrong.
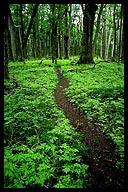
[65,62,124,170]
[4,59,91,188]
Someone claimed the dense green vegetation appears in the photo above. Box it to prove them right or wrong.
[62,60,124,170]
[4,3,124,188]
[4,58,124,188]
[4,60,91,188]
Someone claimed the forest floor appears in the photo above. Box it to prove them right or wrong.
[54,66,124,188]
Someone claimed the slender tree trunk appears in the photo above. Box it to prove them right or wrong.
[92,4,105,57]
[8,8,17,61]
[4,4,10,79]
[23,4,39,59]
[106,27,113,59]
[64,4,69,59]
[19,4,24,61]
[100,27,103,58]
[51,4,57,64]
[58,30,62,59]
[102,19,107,59]
[118,4,123,62]
[7,27,13,61]
[121,4,124,62]
[32,22,36,58]
[78,4,98,64]
[113,5,117,60]
[68,4,72,57]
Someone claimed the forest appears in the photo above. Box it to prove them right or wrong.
[4,4,124,188]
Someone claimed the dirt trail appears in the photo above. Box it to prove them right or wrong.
[54,66,124,188]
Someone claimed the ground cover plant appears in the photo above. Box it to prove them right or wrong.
[4,59,91,188]
[62,61,124,170]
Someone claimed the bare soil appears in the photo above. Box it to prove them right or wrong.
[54,66,124,188]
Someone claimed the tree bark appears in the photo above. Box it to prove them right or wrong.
[8,7,17,61]
[121,4,124,62]
[64,4,69,59]
[51,4,57,64]
[102,19,107,59]
[4,4,10,79]
[58,30,62,59]
[78,4,98,64]
[106,27,113,59]
[68,4,72,57]
[19,4,24,61]
[113,4,117,60]
[92,4,105,57]
[23,4,39,58]
[118,4,123,62]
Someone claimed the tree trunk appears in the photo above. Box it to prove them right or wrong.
[64,4,69,59]
[121,4,124,62]
[92,4,105,57]
[19,4,24,61]
[68,4,72,58]
[23,4,39,58]
[100,27,103,58]
[106,27,113,59]
[4,4,10,79]
[51,4,57,64]
[118,4,123,62]
[32,22,36,58]
[78,4,98,64]
[58,30,62,59]
[113,5,117,60]
[8,7,17,61]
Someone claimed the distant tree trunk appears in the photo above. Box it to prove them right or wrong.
[35,12,41,59]
[78,4,98,64]
[15,5,21,60]
[62,31,65,58]
[106,27,113,59]
[58,30,62,59]
[92,4,105,57]
[32,22,36,58]
[8,7,17,61]
[23,4,39,59]
[102,19,107,59]
[113,5,117,60]
[51,4,57,64]
[100,28,103,58]
[19,4,24,61]
[68,4,72,57]
[4,4,10,79]
[64,4,69,59]
[121,4,124,62]
[118,4,123,62]
[7,27,13,61]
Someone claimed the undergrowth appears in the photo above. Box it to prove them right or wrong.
[4,59,91,188]
[63,61,124,170]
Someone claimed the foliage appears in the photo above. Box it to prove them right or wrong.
[4,60,91,188]
[64,61,124,170]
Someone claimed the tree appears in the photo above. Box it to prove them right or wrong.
[50,4,58,64]
[22,4,39,58]
[64,4,69,59]
[4,4,10,79]
[92,4,105,57]
[118,4,124,62]
[8,7,17,61]
[77,4,98,64]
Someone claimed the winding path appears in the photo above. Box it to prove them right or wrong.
[54,66,124,188]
